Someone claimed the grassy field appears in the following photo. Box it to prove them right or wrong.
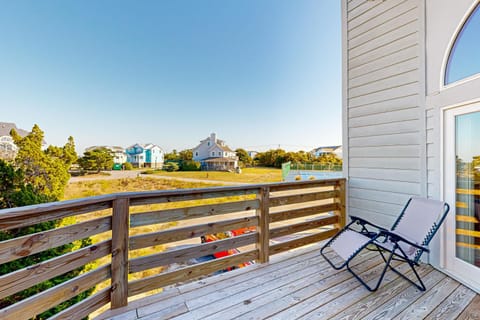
[64,177,220,200]
[150,167,282,183]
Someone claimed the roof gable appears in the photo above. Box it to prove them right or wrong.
[0,122,30,138]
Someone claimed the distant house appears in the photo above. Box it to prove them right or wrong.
[311,145,342,159]
[247,151,258,159]
[126,143,164,168]
[192,133,238,171]
[85,146,127,164]
[0,122,43,160]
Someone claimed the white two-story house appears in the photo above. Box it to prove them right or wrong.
[192,133,238,171]
[311,145,343,159]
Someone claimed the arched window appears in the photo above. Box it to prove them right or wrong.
[445,3,480,85]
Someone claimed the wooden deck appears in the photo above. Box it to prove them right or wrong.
[97,243,480,320]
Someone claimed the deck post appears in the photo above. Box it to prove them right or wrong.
[257,186,270,263]
[334,179,346,229]
[111,197,130,309]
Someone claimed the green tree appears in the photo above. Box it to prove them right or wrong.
[0,160,49,208]
[78,147,114,173]
[10,125,77,200]
[179,149,193,161]
[0,159,92,318]
[165,149,193,161]
[235,148,252,167]
[316,153,342,166]
[164,149,179,161]
[254,149,287,168]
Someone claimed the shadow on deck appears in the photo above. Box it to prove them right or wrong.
[97,243,480,320]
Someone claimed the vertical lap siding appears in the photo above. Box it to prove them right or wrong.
[346,0,424,227]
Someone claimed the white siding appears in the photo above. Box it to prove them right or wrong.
[345,0,425,227]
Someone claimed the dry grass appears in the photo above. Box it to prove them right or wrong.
[151,167,282,183]
[63,177,220,200]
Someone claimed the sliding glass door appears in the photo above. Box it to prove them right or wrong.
[444,104,480,291]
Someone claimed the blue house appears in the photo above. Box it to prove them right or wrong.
[126,143,164,168]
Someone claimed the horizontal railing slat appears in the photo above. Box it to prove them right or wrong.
[130,216,258,250]
[128,250,259,297]
[456,228,480,238]
[130,199,259,227]
[269,179,340,192]
[129,189,260,206]
[0,216,111,264]
[270,215,338,239]
[0,264,111,320]
[129,233,258,273]
[456,215,479,223]
[269,190,339,207]
[0,201,113,231]
[269,229,339,255]
[270,203,339,223]
[49,288,111,320]
[457,242,480,250]
[0,241,111,300]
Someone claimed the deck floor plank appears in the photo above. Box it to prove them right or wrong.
[329,265,434,320]
[392,277,461,320]
[293,262,413,320]
[362,269,447,320]
[97,243,479,320]
[456,294,480,320]
[205,250,381,320]
[172,256,333,319]
[424,285,477,320]
[138,303,188,320]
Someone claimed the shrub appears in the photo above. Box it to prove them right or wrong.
[122,162,133,170]
[295,175,302,181]
[181,160,201,171]
[163,162,180,172]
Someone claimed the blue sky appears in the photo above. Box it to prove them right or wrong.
[0,1,342,153]
[446,3,480,84]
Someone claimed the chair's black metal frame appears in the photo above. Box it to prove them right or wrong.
[320,198,450,292]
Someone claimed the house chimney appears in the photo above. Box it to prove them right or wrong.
[210,133,216,143]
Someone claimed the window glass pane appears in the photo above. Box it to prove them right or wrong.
[455,112,480,268]
[445,4,480,84]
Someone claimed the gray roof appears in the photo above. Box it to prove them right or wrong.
[0,122,29,138]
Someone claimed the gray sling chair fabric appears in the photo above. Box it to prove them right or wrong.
[320,198,450,292]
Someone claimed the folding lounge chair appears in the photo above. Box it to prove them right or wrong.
[320,198,450,292]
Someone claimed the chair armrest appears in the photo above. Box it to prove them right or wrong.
[378,230,429,253]
[350,215,388,232]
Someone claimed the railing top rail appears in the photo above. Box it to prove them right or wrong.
[0,195,116,229]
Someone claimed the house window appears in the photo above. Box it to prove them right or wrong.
[445,3,480,84]
[212,152,215,156]
[218,152,221,156]
[195,152,198,156]
[208,142,210,146]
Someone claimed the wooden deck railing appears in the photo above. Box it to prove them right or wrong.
[0,178,346,319]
